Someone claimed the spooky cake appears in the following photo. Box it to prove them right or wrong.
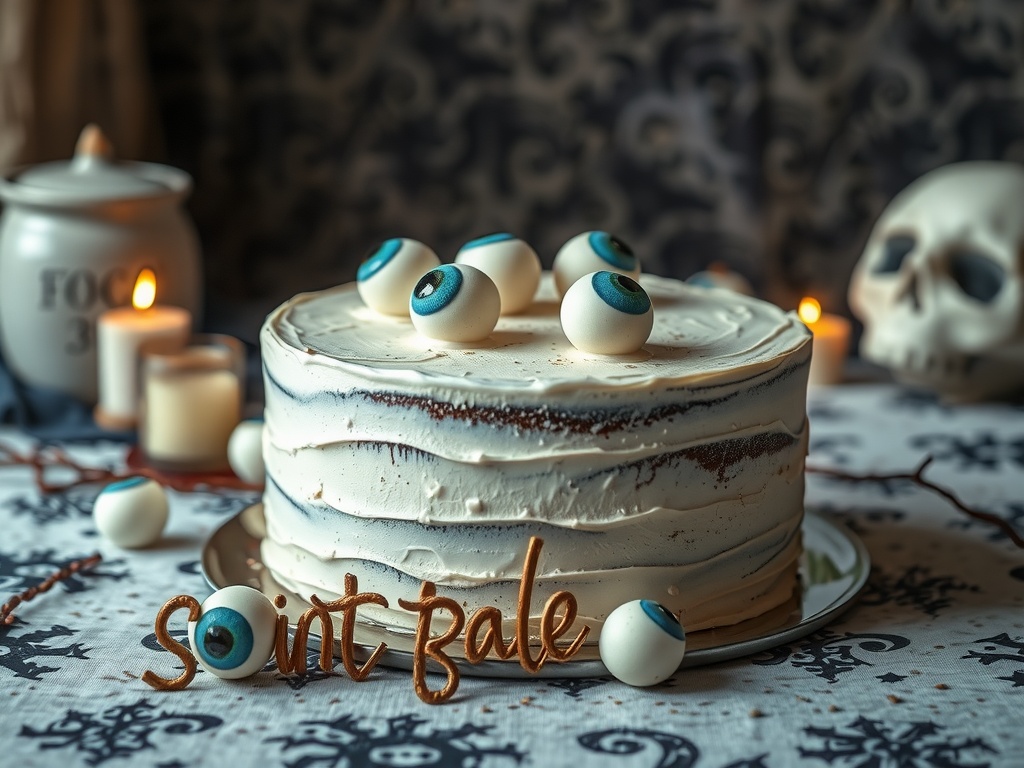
[259,268,812,641]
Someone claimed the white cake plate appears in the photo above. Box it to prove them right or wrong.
[202,505,869,678]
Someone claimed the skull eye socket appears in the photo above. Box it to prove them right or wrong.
[874,234,916,274]
[949,249,1004,303]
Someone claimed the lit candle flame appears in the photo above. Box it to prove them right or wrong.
[132,269,157,311]
[798,297,822,325]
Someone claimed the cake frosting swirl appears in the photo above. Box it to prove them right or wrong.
[260,273,811,638]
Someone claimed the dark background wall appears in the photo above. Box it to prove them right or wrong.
[138,0,1024,336]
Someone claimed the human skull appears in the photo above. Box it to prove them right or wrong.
[849,162,1024,402]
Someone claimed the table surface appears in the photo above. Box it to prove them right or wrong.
[0,383,1022,768]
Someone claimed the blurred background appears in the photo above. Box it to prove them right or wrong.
[3,0,1024,340]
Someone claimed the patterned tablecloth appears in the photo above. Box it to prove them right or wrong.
[0,383,1022,768]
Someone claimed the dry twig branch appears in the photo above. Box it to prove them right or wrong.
[807,456,1024,549]
[1,553,103,625]
[0,442,260,494]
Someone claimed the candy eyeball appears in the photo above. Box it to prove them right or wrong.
[94,476,168,548]
[410,263,501,343]
[357,238,441,316]
[560,271,654,355]
[228,418,265,485]
[599,599,686,687]
[454,233,541,314]
[188,585,278,679]
[553,231,641,297]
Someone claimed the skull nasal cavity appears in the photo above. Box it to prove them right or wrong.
[874,234,916,274]
[900,273,921,312]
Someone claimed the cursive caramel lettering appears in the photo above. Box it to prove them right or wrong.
[398,582,464,704]
[141,536,591,704]
[141,595,201,691]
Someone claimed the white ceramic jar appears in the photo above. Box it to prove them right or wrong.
[0,125,202,402]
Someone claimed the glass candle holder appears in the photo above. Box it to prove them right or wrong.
[139,334,244,472]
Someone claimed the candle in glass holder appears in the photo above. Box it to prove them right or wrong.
[799,297,851,387]
[139,334,244,471]
[96,269,191,430]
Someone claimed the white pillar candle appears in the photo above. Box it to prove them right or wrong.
[95,268,191,429]
[140,338,244,471]
[799,297,851,387]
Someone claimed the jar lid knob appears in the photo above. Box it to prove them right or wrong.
[73,124,114,168]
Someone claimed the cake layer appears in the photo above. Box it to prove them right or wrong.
[260,272,812,639]
[262,420,805,525]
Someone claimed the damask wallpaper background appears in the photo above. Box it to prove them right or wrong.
[138,0,1024,321]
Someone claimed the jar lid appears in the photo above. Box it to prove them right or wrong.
[1,125,188,204]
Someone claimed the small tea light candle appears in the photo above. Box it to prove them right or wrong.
[139,335,244,471]
[799,297,851,387]
[96,269,191,429]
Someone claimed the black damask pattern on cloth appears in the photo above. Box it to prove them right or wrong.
[752,630,910,683]
[189,490,261,517]
[963,633,1024,688]
[909,433,1024,471]
[267,713,526,767]
[3,491,95,526]
[546,677,609,698]
[18,699,222,766]
[139,1,1024,314]
[858,564,979,617]
[799,716,998,768]
[0,620,89,680]
[578,728,700,768]
[577,728,770,768]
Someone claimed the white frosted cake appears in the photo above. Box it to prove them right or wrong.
[260,273,812,639]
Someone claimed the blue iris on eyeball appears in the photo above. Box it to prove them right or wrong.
[356,238,441,316]
[408,264,501,343]
[194,606,255,671]
[356,238,403,282]
[411,266,463,316]
[640,599,686,641]
[553,231,642,297]
[560,270,654,355]
[460,232,516,250]
[592,272,651,315]
[589,231,637,271]
[188,585,278,679]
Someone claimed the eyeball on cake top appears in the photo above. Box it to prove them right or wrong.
[560,271,654,355]
[553,231,641,297]
[409,263,500,343]
[454,233,542,315]
[356,238,441,316]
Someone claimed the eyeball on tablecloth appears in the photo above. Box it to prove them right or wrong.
[455,233,541,315]
[599,599,686,687]
[228,418,265,485]
[357,238,441,316]
[553,231,641,297]
[410,264,500,343]
[94,476,168,548]
[560,271,653,355]
[188,585,278,679]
